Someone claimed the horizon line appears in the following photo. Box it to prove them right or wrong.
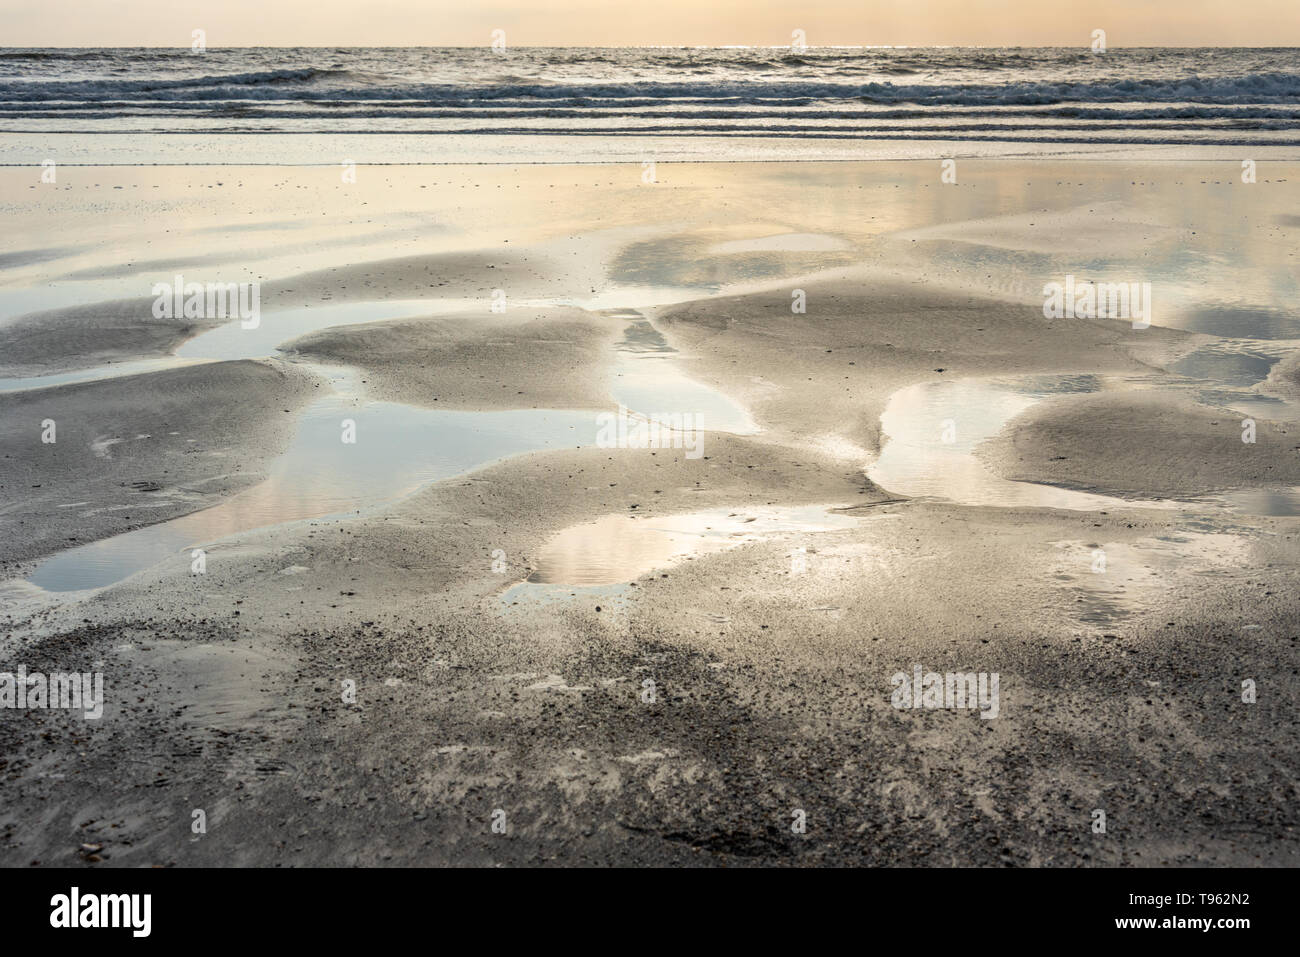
[2,43,1297,50]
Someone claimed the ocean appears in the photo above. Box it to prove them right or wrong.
[1,46,1298,162]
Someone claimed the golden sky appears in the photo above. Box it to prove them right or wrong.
[2,0,1296,47]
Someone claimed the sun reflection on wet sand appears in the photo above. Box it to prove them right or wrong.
[528,505,858,585]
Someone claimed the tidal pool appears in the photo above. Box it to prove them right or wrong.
[23,302,761,593]
[606,310,759,435]
[29,399,598,592]
[868,375,1179,511]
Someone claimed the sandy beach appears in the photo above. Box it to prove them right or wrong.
[1,159,1298,867]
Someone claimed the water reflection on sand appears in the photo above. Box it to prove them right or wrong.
[526,506,859,586]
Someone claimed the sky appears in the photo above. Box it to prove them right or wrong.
[1,0,1296,47]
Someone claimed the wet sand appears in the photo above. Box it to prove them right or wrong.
[0,360,320,571]
[1,161,1298,867]
[652,276,1192,452]
[978,391,1300,498]
[283,307,624,410]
